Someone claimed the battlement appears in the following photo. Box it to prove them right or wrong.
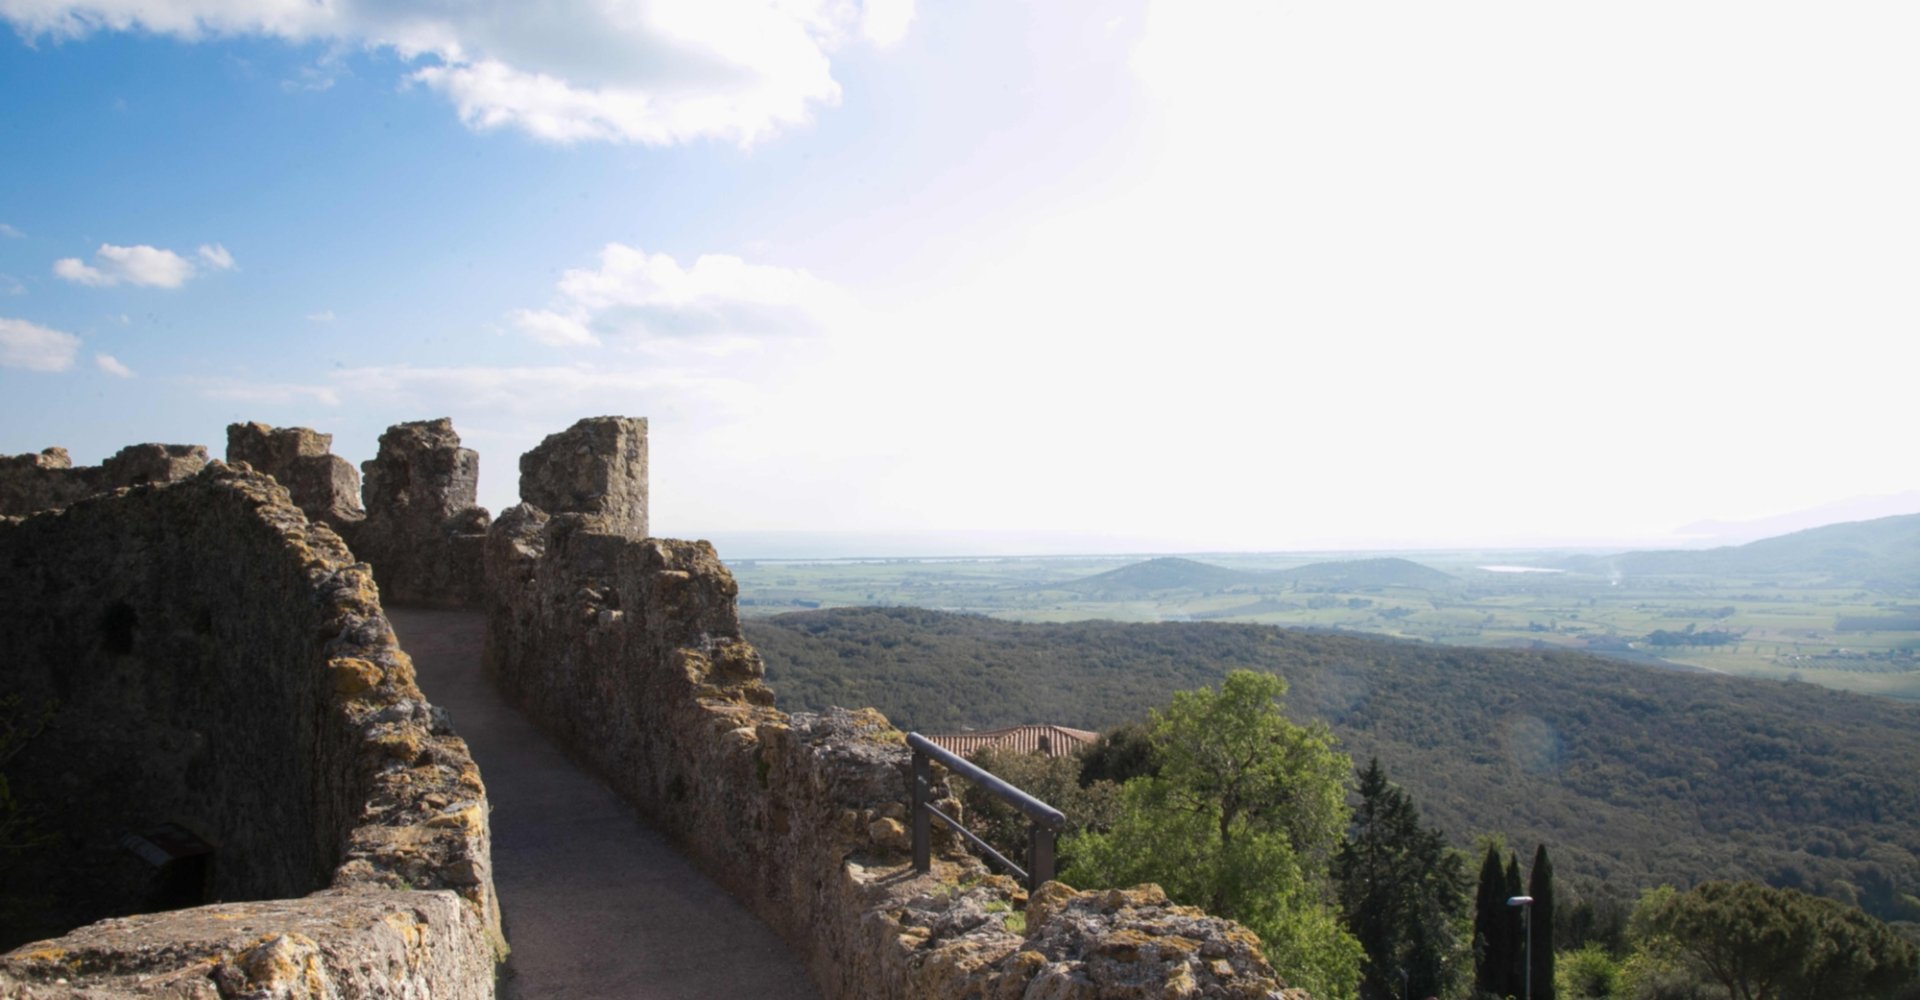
[0,464,498,996]
[1,416,1297,1000]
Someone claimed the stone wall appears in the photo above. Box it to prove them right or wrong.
[0,443,207,517]
[0,464,499,998]
[518,416,647,535]
[225,421,365,533]
[484,423,1296,999]
[353,418,491,608]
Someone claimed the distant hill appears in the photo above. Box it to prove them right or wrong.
[1052,556,1262,596]
[1053,555,1455,598]
[1274,557,1455,589]
[749,607,1920,922]
[1561,512,1920,587]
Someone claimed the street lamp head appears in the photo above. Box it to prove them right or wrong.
[1507,895,1534,906]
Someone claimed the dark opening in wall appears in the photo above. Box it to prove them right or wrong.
[101,601,138,655]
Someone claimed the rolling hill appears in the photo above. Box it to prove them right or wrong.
[1274,557,1456,589]
[1051,556,1263,596]
[748,606,1920,922]
[1052,555,1454,598]
[1560,512,1920,588]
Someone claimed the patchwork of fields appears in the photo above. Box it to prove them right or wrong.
[729,550,1920,700]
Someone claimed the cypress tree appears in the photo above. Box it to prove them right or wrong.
[1528,845,1556,1000]
[1505,853,1525,996]
[1335,760,1469,999]
[1473,844,1509,998]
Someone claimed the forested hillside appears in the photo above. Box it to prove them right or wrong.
[748,607,1920,922]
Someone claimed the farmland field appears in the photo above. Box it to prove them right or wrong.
[727,549,1920,700]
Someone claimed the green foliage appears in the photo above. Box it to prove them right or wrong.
[1531,845,1558,999]
[1477,845,1515,998]
[1334,758,1470,999]
[1060,671,1362,999]
[749,608,1920,923]
[1077,720,1158,787]
[957,745,1118,874]
[1631,881,1919,1000]
[1557,944,1622,999]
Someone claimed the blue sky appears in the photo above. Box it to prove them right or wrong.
[4,2,1918,554]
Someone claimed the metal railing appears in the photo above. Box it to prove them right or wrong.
[908,732,1066,891]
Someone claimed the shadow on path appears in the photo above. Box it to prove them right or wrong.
[390,609,821,1000]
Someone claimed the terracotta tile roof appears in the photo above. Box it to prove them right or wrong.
[922,724,1100,759]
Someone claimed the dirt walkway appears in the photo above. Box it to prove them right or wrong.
[389,609,820,1000]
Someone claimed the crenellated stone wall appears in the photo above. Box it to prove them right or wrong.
[484,418,1297,1000]
[518,416,648,535]
[0,443,208,517]
[225,421,366,534]
[0,464,499,998]
[352,418,491,609]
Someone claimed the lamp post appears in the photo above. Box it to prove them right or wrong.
[1507,895,1535,1000]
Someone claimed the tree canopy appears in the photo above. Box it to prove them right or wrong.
[1334,758,1470,999]
[1632,881,1918,1000]
[1061,670,1362,999]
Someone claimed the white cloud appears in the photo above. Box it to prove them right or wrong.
[0,223,23,238]
[196,243,235,270]
[2,0,913,146]
[0,273,23,295]
[508,308,597,347]
[0,316,80,371]
[513,243,857,350]
[861,0,914,46]
[305,309,335,322]
[94,352,134,377]
[53,243,205,288]
[198,379,342,406]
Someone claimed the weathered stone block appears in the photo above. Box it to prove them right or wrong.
[0,889,493,999]
[519,416,647,536]
[354,418,490,608]
[226,422,366,532]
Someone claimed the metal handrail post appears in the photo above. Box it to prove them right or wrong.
[907,733,1065,892]
[912,748,931,873]
[1030,824,1056,886]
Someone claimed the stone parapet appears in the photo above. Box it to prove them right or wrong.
[354,418,490,608]
[0,890,491,999]
[518,416,648,536]
[483,486,1293,999]
[225,421,366,533]
[0,464,498,997]
[0,443,207,517]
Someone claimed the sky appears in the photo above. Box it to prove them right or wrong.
[2,1,1917,556]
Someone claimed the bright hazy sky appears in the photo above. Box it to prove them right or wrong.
[2,2,1916,554]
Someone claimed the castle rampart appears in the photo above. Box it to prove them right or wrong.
[0,465,499,997]
[2,414,1297,999]
[0,443,208,517]
[484,418,1295,999]
[351,419,492,609]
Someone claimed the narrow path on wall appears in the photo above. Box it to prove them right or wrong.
[390,609,822,1000]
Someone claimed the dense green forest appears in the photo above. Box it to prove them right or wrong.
[747,607,1920,924]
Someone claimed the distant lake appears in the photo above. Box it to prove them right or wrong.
[1478,565,1565,574]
